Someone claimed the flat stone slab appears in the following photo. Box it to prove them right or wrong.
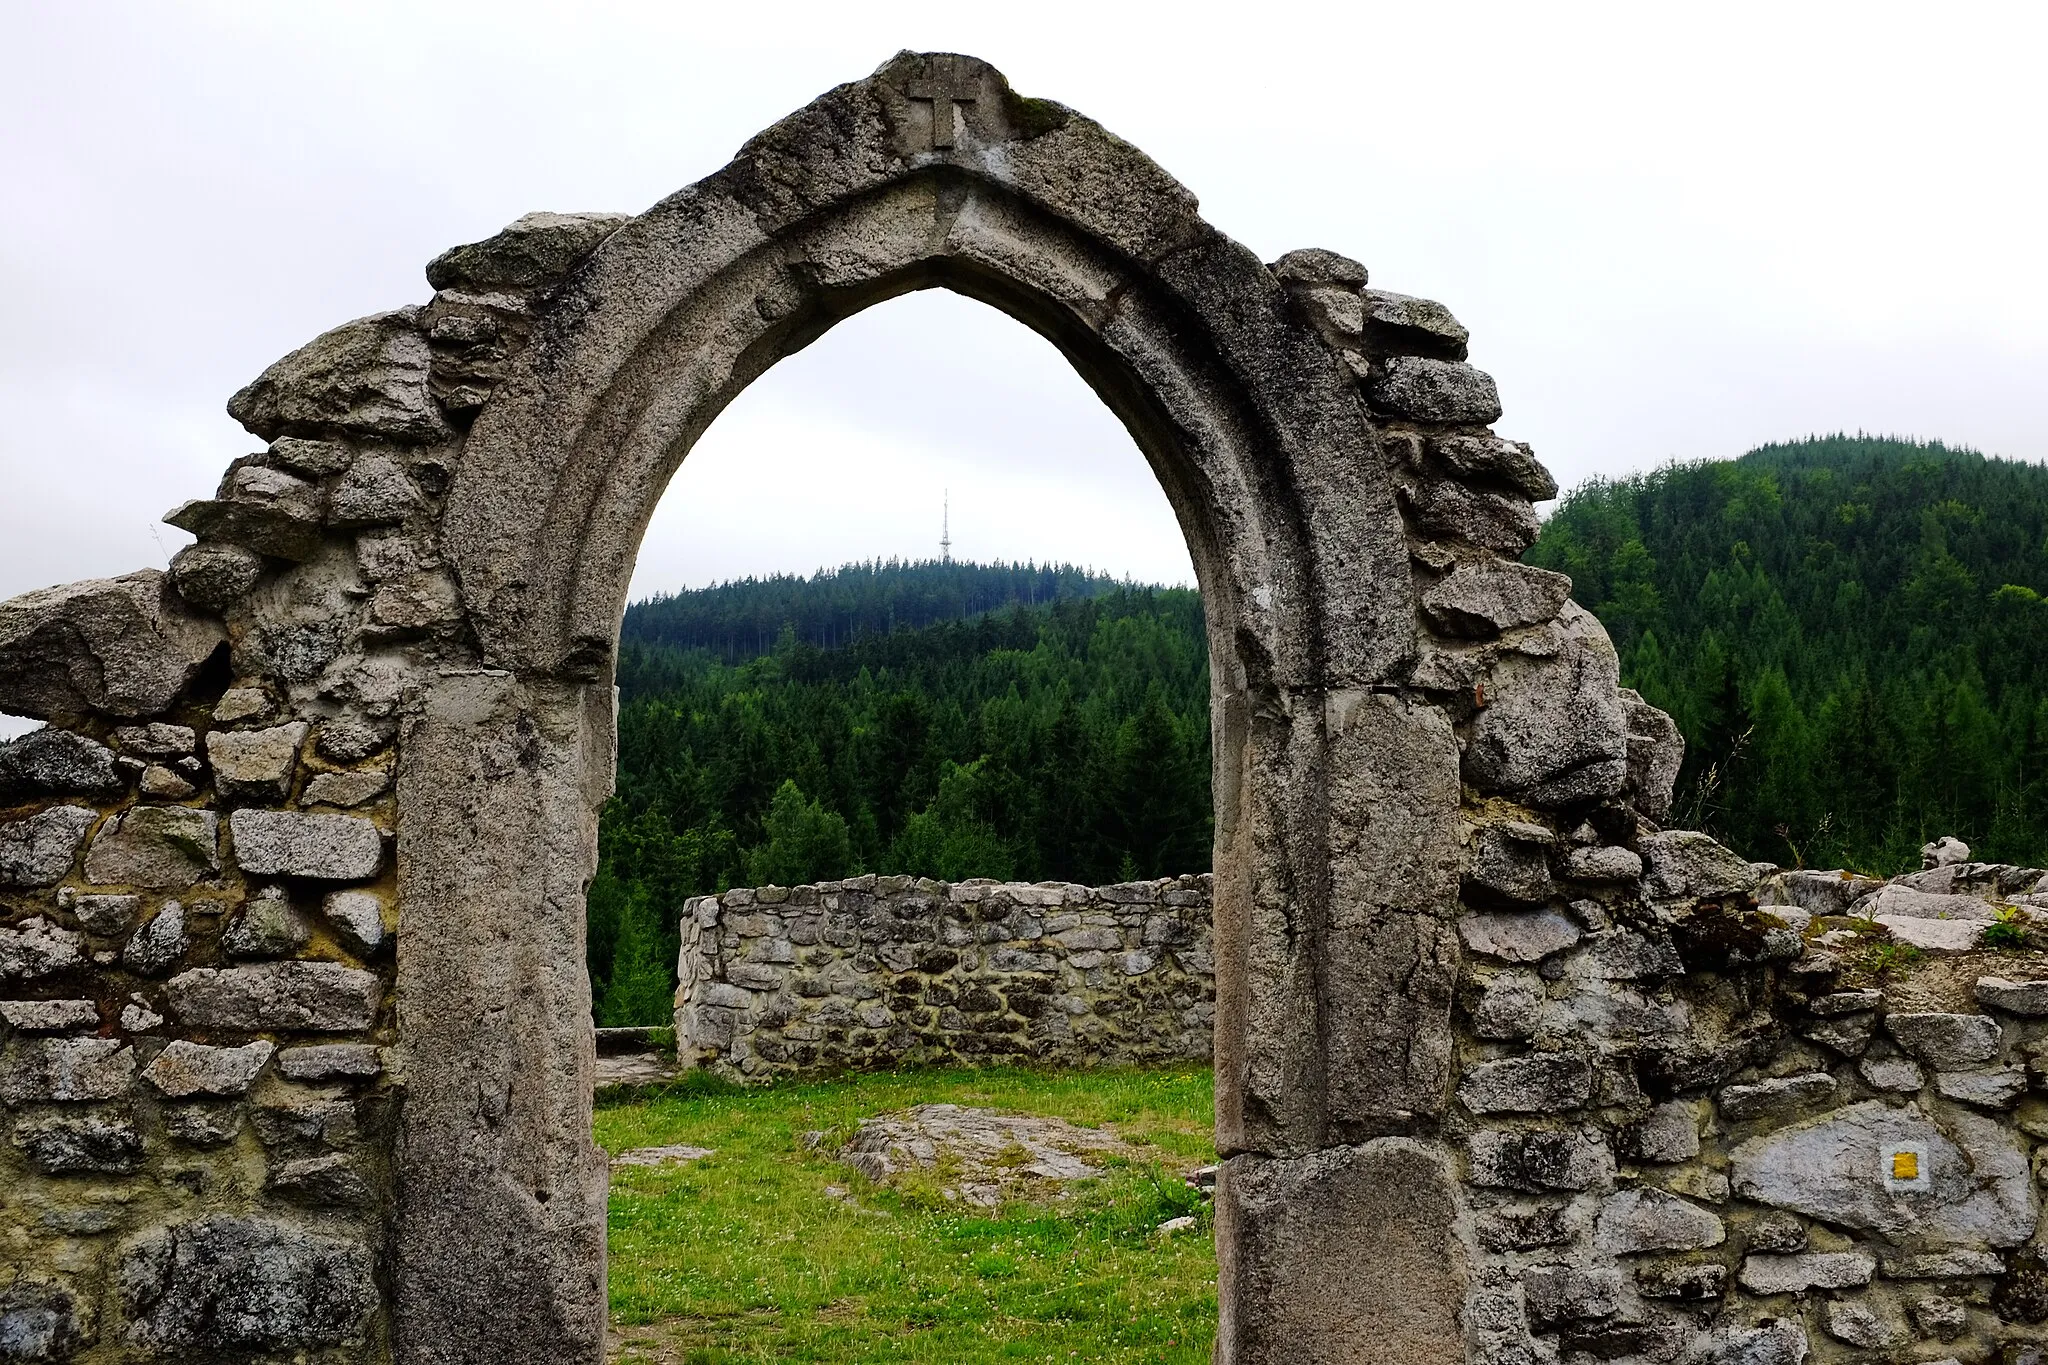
[167,962,381,1032]
[142,1039,276,1098]
[1730,1098,2034,1246]
[611,1144,714,1168]
[84,806,218,888]
[594,1052,679,1089]
[0,998,98,1032]
[229,810,383,880]
[840,1103,1138,1207]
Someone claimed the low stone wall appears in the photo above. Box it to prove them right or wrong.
[672,874,1214,1079]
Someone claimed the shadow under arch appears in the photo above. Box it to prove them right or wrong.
[398,51,1464,1365]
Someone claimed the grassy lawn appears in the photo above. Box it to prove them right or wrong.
[595,1064,1218,1364]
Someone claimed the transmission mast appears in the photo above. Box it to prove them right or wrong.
[941,490,952,564]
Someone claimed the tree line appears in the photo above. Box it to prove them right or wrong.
[589,583,1212,1024]
[595,433,2048,1021]
[1528,434,2048,876]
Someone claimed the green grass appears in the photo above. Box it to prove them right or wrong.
[595,1064,1218,1363]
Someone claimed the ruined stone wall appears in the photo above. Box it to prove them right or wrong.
[1450,831,2048,1364]
[11,50,2048,1364]
[673,874,1214,1079]
[2,705,397,1360]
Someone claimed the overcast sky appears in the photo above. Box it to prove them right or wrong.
[3,0,2044,616]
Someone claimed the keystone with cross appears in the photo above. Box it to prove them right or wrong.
[906,59,978,149]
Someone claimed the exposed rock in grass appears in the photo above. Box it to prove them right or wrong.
[839,1103,1138,1207]
[611,1144,714,1168]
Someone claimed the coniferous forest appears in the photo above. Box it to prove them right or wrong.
[1528,434,2048,877]
[590,436,2048,1021]
[589,571,1212,1023]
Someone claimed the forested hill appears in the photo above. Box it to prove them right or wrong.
[1527,434,2048,873]
[622,559,1134,660]
[590,577,1213,1024]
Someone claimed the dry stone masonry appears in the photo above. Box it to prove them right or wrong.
[674,874,1213,1077]
[6,47,2046,1365]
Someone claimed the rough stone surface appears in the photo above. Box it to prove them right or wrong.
[1465,822,1554,905]
[277,1043,382,1081]
[1458,1055,1592,1114]
[0,998,98,1031]
[1462,603,1628,807]
[839,1104,1134,1206]
[1618,690,1684,823]
[0,806,95,888]
[426,210,629,291]
[0,1037,134,1102]
[0,571,224,720]
[1730,1100,2035,1245]
[122,902,189,976]
[229,808,384,880]
[268,1152,373,1205]
[1934,1066,2027,1108]
[1737,1251,1876,1294]
[1717,1073,1838,1122]
[13,1111,144,1174]
[0,917,85,981]
[223,888,314,959]
[1592,1188,1725,1253]
[1859,1054,1925,1091]
[1886,1012,2002,1068]
[120,1215,377,1352]
[1401,477,1542,555]
[1522,1263,1621,1326]
[1365,356,1502,423]
[322,888,387,955]
[1358,290,1469,357]
[227,307,447,442]
[1978,976,2048,1014]
[1429,434,1557,501]
[1923,835,1971,868]
[1422,560,1571,638]
[1624,1101,1702,1163]
[304,768,391,807]
[1640,829,1759,902]
[168,540,266,608]
[72,891,142,934]
[1468,1128,1614,1192]
[1858,883,2002,922]
[1458,909,1581,963]
[83,806,218,888]
[142,1039,276,1097]
[1218,1140,1465,1365]
[0,727,120,798]
[167,962,382,1031]
[1561,845,1643,883]
[205,721,309,800]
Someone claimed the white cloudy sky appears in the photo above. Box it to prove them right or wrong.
[2,0,2044,610]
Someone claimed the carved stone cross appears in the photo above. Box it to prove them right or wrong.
[907,59,978,149]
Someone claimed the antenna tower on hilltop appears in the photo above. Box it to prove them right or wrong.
[941,490,951,564]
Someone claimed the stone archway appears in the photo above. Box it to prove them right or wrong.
[401,51,1467,1361]
[0,51,1666,1365]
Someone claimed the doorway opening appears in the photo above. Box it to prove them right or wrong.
[589,290,1222,1363]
